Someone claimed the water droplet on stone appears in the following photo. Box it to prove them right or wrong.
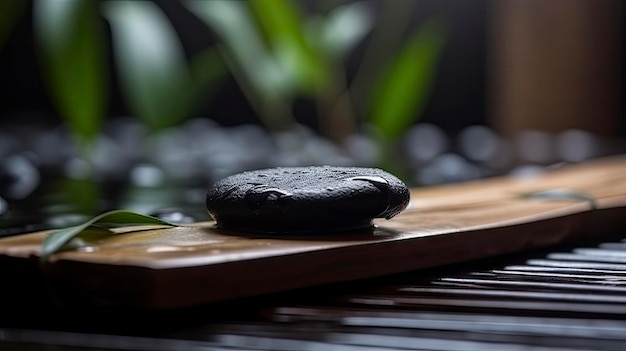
[346,176,389,191]
[347,176,392,217]
[244,185,292,207]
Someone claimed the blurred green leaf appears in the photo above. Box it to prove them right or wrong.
[103,1,192,131]
[0,0,26,50]
[50,178,100,216]
[188,48,227,113]
[34,0,106,143]
[186,0,296,131]
[308,1,374,59]
[186,0,292,99]
[248,0,330,93]
[369,20,446,141]
[189,48,226,95]
[41,209,178,263]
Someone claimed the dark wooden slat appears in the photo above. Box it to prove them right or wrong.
[1,156,626,309]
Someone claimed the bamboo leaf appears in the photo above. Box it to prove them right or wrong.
[188,48,227,113]
[369,20,446,141]
[41,210,177,262]
[189,48,226,96]
[185,0,292,99]
[103,1,192,131]
[185,0,295,130]
[33,0,106,143]
[309,1,374,59]
[248,0,330,93]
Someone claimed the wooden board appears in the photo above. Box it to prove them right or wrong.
[2,156,626,310]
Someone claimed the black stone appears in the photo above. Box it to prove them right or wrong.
[205,166,410,233]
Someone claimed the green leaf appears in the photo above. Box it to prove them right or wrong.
[189,48,226,95]
[102,1,192,131]
[185,0,292,100]
[188,48,227,114]
[41,210,178,263]
[248,0,330,93]
[369,19,446,141]
[185,0,296,130]
[309,1,374,59]
[33,0,106,143]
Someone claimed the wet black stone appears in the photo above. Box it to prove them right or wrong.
[205,166,410,233]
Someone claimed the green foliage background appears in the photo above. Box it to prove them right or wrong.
[3,0,446,166]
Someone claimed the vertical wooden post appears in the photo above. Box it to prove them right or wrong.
[490,0,621,138]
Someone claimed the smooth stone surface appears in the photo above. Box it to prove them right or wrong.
[205,166,410,233]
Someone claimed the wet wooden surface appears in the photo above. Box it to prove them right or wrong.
[1,156,626,309]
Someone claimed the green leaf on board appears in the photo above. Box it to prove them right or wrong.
[33,0,106,143]
[102,1,192,131]
[40,209,178,263]
[369,19,446,141]
[520,188,597,209]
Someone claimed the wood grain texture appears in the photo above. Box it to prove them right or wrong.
[490,0,621,137]
[1,156,626,309]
